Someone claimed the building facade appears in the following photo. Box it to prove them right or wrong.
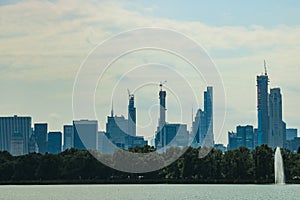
[257,73,269,146]
[0,115,31,155]
[268,88,286,148]
[34,123,48,154]
[105,114,146,149]
[48,131,62,154]
[128,93,136,136]
[192,86,214,148]
[228,125,254,150]
[10,132,24,156]
[73,120,98,150]
[155,85,190,149]
[286,128,298,141]
[63,125,74,150]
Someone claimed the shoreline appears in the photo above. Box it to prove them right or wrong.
[1,179,299,185]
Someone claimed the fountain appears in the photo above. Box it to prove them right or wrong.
[274,147,285,184]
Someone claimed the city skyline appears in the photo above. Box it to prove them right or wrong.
[1,0,300,145]
[0,69,298,147]
[1,68,298,153]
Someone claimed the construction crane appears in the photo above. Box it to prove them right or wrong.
[159,80,167,91]
[127,89,134,99]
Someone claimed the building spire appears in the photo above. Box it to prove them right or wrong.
[159,80,167,91]
[111,101,114,117]
[264,60,268,75]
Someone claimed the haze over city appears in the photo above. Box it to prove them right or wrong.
[1,0,300,145]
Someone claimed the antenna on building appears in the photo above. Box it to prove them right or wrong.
[264,60,268,75]
[111,101,114,117]
[159,80,167,91]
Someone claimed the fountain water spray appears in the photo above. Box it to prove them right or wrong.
[274,147,285,184]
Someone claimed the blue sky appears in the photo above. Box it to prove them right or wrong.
[0,0,299,144]
[122,0,300,27]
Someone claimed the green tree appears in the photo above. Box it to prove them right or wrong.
[36,153,62,180]
[0,151,14,181]
[252,145,273,181]
[12,153,42,181]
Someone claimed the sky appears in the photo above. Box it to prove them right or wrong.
[0,0,300,145]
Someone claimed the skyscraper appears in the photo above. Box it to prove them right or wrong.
[155,83,189,148]
[286,128,297,141]
[10,132,24,156]
[128,92,136,136]
[204,86,214,146]
[268,88,285,148]
[227,125,254,150]
[28,131,38,153]
[192,86,214,147]
[63,125,74,150]
[48,131,62,154]
[106,115,128,148]
[73,120,98,150]
[105,101,147,150]
[237,125,254,150]
[159,83,166,129]
[0,115,31,154]
[34,123,48,154]
[257,67,269,146]
[192,108,206,145]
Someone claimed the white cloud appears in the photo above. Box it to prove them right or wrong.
[0,0,299,144]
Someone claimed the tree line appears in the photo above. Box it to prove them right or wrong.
[0,145,300,184]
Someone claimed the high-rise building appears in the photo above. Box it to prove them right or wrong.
[286,128,298,141]
[286,137,300,153]
[204,86,214,146]
[192,108,206,145]
[192,86,214,148]
[98,131,116,154]
[228,131,242,150]
[0,115,31,154]
[156,123,189,148]
[48,131,62,154]
[237,125,254,150]
[257,69,269,146]
[105,102,147,150]
[73,120,98,150]
[34,123,48,154]
[228,125,254,150]
[28,133,38,153]
[159,84,166,129]
[63,125,74,150]
[155,84,189,149]
[10,132,24,156]
[128,92,136,136]
[268,88,285,148]
[106,115,128,148]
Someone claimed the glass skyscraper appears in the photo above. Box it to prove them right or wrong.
[257,73,269,145]
[63,125,74,150]
[48,131,62,154]
[73,120,98,150]
[128,93,136,136]
[268,88,286,148]
[34,123,48,154]
[0,115,31,155]
[192,86,214,148]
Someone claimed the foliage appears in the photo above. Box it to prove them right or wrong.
[0,145,299,183]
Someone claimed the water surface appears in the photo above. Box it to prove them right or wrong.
[0,184,299,200]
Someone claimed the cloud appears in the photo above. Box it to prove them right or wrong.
[0,0,299,144]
